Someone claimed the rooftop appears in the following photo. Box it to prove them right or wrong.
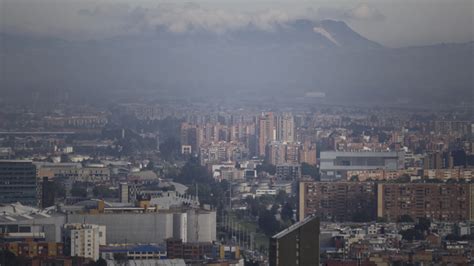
[272,215,319,239]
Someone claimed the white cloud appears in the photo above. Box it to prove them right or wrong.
[2,1,384,39]
[346,3,385,21]
[317,3,385,22]
[75,3,318,35]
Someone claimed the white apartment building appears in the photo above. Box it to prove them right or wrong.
[63,223,106,261]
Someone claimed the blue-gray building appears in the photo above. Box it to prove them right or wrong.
[0,160,37,206]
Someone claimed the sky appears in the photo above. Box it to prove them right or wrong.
[1,0,473,47]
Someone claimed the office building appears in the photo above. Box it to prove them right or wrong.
[0,160,37,206]
[63,223,106,261]
[377,183,474,222]
[320,151,404,180]
[299,181,376,222]
[269,215,319,266]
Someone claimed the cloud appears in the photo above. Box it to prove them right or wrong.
[317,3,385,22]
[75,3,317,35]
[346,3,385,21]
[77,2,385,36]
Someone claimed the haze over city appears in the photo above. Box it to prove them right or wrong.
[0,1,473,266]
[1,0,473,106]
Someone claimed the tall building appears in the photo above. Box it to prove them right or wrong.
[423,151,453,169]
[0,160,37,206]
[300,141,317,165]
[258,113,275,157]
[119,182,129,203]
[63,223,106,261]
[40,177,55,208]
[377,183,474,222]
[320,151,405,180]
[299,181,376,222]
[276,113,295,142]
[269,215,319,266]
[180,122,199,154]
[266,141,301,165]
[266,142,287,165]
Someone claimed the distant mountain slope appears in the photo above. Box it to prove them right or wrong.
[0,20,472,105]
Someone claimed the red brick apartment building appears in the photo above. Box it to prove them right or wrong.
[377,183,474,222]
[299,181,474,222]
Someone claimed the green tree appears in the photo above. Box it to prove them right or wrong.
[87,258,107,266]
[349,175,359,182]
[281,202,294,222]
[415,217,431,232]
[95,258,107,266]
[352,210,371,222]
[397,214,415,223]
[113,253,128,266]
[395,174,411,183]
[93,186,118,198]
[256,162,276,175]
[301,162,319,179]
[275,191,288,205]
[400,228,424,241]
[258,210,280,237]
[0,249,24,266]
[145,160,155,170]
[70,186,87,197]
[174,158,211,185]
[159,137,181,161]
[52,179,66,199]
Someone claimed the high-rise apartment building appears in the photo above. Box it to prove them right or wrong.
[423,151,453,169]
[266,141,301,165]
[377,183,474,222]
[276,113,295,142]
[258,113,275,157]
[269,215,319,266]
[0,160,37,206]
[299,181,376,222]
[299,141,317,165]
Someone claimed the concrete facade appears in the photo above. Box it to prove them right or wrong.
[320,151,404,180]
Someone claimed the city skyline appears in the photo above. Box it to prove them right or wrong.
[0,1,473,265]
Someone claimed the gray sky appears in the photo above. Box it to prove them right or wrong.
[1,0,473,47]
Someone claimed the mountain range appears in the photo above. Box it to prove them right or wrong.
[0,19,472,105]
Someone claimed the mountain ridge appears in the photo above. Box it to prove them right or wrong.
[0,20,472,105]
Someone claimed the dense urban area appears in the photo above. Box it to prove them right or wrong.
[0,99,472,265]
